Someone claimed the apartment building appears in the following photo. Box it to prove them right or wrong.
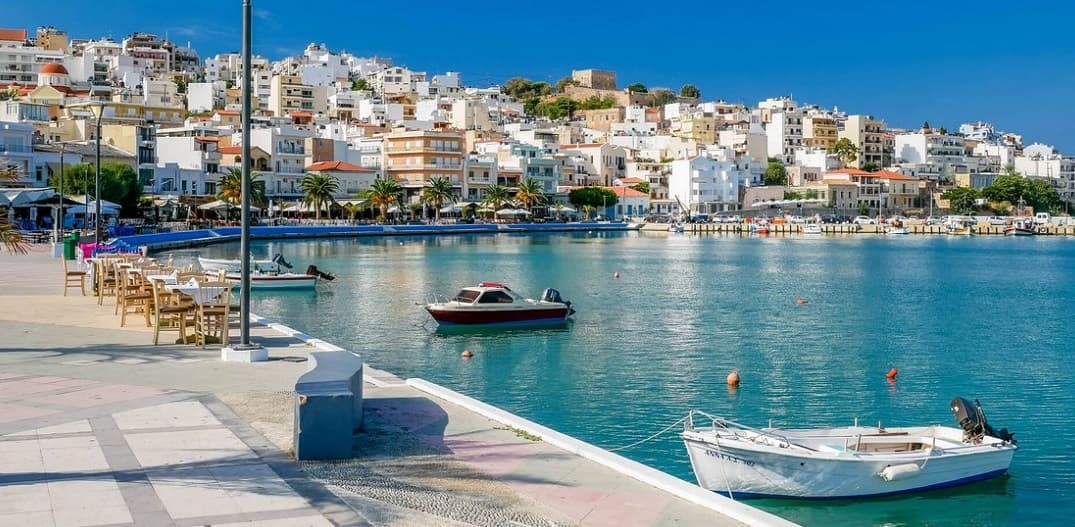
[268,73,327,117]
[558,143,626,186]
[384,129,465,201]
[838,114,885,168]
[802,111,838,150]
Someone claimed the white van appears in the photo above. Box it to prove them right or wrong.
[1035,212,1051,225]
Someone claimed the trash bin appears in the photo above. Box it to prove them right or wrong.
[63,231,79,260]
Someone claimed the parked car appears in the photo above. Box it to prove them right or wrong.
[925,216,945,225]
[987,216,1008,226]
[821,214,851,224]
[718,214,741,223]
[853,216,877,225]
[788,216,806,224]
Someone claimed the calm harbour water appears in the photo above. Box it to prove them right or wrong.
[173,232,1075,526]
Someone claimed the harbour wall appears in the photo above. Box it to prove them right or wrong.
[106,222,641,252]
[642,223,1075,236]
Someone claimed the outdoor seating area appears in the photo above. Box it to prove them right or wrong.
[71,253,235,347]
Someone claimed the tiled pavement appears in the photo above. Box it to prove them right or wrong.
[0,373,346,527]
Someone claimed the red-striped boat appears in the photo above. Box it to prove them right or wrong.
[425,282,574,325]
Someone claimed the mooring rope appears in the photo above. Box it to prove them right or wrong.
[605,415,690,452]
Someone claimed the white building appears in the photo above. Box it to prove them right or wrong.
[765,110,804,164]
[245,126,316,197]
[368,66,426,96]
[204,53,270,85]
[894,132,968,181]
[0,121,37,186]
[669,151,744,213]
[1014,143,1075,202]
[0,39,65,85]
[152,162,209,195]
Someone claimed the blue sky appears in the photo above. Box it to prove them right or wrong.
[8,1,1075,151]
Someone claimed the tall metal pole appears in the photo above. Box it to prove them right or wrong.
[239,0,253,345]
[58,144,65,240]
[95,105,104,243]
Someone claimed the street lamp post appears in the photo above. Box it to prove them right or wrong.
[57,143,66,241]
[94,101,104,243]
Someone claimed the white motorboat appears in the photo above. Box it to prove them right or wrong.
[802,223,823,236]
[222,271,319,290]
[681,397,1016,499]
[425,282,574,325]
[202,255,334,290]
[199,256,281,273]
[669,223,685,233]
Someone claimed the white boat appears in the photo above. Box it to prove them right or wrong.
[669,223,685,233]
[199,256,281,273]
[1004,219,1036,236]
[222,271,319,290]
[681,397,1016,499]
[425,282,574,325]
[802,223,823,236]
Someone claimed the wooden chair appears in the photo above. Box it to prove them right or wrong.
[95,258,119,305]
[62,258,87,296]
[150,279,194,345]
[194,281,232,348]
[117,267,153,327]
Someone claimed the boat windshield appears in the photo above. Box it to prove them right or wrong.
[452,289,481,303]
[477,290,514,304]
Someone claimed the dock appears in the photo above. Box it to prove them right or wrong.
[642,222,1075,236]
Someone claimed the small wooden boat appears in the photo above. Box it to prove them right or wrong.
[682,397,1016,499]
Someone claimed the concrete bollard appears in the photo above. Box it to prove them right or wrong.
[293,351,364,460]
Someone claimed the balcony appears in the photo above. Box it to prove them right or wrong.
[276,145,305,155]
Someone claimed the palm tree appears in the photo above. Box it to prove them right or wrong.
[217,168,267,207]
[421,176,455,224]
[481,184,511,219]
[515,179,546,214]
[366,177,402,222]
[0,163,27,254]
[299,172,339,220]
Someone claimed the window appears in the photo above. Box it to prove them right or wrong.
[477,291,513,304]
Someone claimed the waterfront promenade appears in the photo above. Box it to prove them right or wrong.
[0,247,787,527]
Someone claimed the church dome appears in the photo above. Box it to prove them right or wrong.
[40,62,69,75]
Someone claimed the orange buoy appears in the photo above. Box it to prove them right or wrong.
[727,369,740,387]
[796,298,808,305]
[613,271,620,279]
[886,367,898,380]
[462,350,474,359]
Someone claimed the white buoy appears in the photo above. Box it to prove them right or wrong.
[880,463,921,481]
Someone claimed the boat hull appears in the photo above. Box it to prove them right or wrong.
[223,273,317,290]
[200,257,278,273]
[683,431,1014,499]
[426,305,571,325]
[887,227,909,235]
[1004,228,1035,236]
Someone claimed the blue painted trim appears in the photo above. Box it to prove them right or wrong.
[110,223,640,252]
[713,469,1009,500]
[433,317,572,327]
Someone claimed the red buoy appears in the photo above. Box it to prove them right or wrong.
[886,367,898,380]
[727,369,740,386]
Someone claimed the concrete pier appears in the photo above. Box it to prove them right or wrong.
[0,247,792,527]
[643,222,1075,236]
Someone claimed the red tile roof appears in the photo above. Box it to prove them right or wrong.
[605,186,648,198]
[219,146,241,155]
[874,170,917,181]
[290,111,312,118]
[827,168,872,176]
[0,29,27,42]
[619,177,645,184]
[215,110,239,116]
[306,160,375,173]
[822,179,856,186]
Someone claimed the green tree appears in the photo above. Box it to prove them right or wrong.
[554,76,579,93]
[858,201,870,216]
[299,172,340,220]
[630,181,651,195]
[568,187,618,215]
[943,186,981,214]
[421,175,455,223]
[58,162,143,216]
[764,160,787,186]
[981,173,1027,204]
[861,162,880,172]
[216,168,266,207]
[501,77,552,100]
[577,95,616,110]
[534,97,578,120]
[626,82,648,93]
[830,138,860,166]
[351,78,370,91]
[679,84,701,98]
[514,179,546,213]
[1027,179,1061,213]
[366,177,403,221]
[649,89,677,107]
[174,77,187,94]
[481,184,512,215]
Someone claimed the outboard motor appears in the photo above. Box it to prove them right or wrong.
[541,288,564,304]
[951,397,1015,444]
[305,265,335,281]
[272,254,294,270]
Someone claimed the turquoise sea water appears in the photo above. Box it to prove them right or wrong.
[174,233,1075,526]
